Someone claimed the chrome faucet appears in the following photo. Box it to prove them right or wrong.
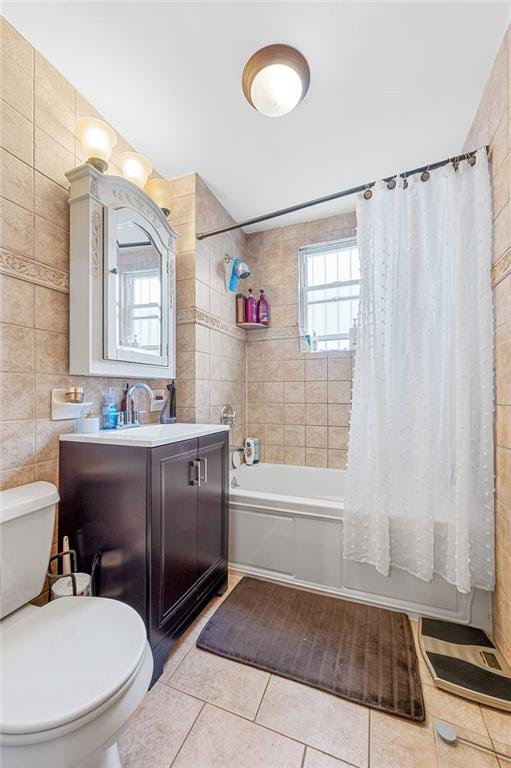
[124,382,154,427]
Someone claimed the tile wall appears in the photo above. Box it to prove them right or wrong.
[175,175,247,448]
[243,213,356,467]
[464,24,511,663]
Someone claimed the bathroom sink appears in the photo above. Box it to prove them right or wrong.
[59,423,229,448]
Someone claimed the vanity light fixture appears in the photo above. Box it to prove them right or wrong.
[242,44,310,117]
[119,151,153,189]
[74,117,117,173]
[145,178,173,217]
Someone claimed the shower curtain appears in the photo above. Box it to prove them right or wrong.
[343,149,494,594]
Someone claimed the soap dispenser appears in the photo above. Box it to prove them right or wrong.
[160,381,177,424]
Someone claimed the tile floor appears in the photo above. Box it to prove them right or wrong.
[119,572,511,768]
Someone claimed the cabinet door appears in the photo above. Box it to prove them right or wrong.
[150,440,198,641]
[197,432,228,581]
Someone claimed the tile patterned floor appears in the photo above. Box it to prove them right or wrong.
[119,573,511,768]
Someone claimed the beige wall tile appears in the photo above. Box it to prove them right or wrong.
[328,381,352,404]
[306,425,328,448]
[34,53,75,154]
[0,196,34,256]
[35,417,74,462]
[285,446,305,466]
[0,21,33,120]
[266,424,285,445]
[265,444,285,463]
[264,381,284,402]
[0,372,34,420]
[0,419,35,469]
[35,286,68,333]
[495,275,511,328]
[306,381,327,403]
[34,373,70,417]
[285,403,306,425]
[35,330,68,374]
[0,100,33,165]
[34,127,73,189]
[0,274,34,327]
[34,215,68,270]
[284,360,305,381]
[174,221,195,253]
[306,403,328,426]
[328,427,349,450]
[328,450,347,469]
[284,381,305,402]
[328,404,351,427]
[285,425,305,447]
[306,358,327,381]
[0,324,34,372]
[306,448,328,467]
[328,357,352,380]
[34,172,69,228]
[176,279,195,310]
[494,203,510,263]
[0,463,35,491]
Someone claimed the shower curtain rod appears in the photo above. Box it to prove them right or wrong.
[196,147,487,240]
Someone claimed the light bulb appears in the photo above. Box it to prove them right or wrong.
[74,117,117,173]
[250,64,303,117]
[119,152,153,189]
[145,178,173,217]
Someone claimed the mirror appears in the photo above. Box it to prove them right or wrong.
[105,208,169,367]
[115,220,162,357]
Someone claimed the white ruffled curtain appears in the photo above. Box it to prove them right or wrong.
[343,150,494,594]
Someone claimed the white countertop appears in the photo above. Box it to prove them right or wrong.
[59,423,229,448]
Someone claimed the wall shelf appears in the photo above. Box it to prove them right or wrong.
[236,322,269,329]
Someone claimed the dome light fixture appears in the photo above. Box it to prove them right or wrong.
[242,44,310,118]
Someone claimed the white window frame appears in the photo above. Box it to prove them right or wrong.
[298,236,359,351]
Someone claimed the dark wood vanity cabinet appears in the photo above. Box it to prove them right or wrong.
[59,430,229,681]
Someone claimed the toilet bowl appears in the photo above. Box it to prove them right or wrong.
[0,482,153,768]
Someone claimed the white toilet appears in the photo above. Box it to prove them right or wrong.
[0,481,153,768]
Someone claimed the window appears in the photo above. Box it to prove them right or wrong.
[299,237,359,352]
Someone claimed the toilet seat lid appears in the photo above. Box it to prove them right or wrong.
[0,597,148,735]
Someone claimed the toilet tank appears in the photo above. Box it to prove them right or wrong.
[0,482,59,618]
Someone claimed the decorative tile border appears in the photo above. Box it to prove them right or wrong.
[176,308,247,341]
[492,247,511,287]
[0,248,69,292]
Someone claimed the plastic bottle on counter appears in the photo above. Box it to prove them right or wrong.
[102,388,119,430]
[245,288,257,323]
[257,289,269,325]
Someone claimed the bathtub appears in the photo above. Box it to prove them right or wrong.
[229,463,491,630]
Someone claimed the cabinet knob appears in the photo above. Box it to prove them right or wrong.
[110,266,119,275]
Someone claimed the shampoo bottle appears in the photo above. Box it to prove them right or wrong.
[245,288,257,323]
[257,289,269,325]
[236,293,245,324]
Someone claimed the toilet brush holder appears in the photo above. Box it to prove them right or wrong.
[47,549,91,599]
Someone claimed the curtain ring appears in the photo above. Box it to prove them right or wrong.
[468,153,476,167]
[402,173,408,189]
[387,177,397,190]
[363,185,373,200]
[421,166,430,182]
[452,157,459,171]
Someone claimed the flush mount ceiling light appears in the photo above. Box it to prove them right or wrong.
[242,44,310,117]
